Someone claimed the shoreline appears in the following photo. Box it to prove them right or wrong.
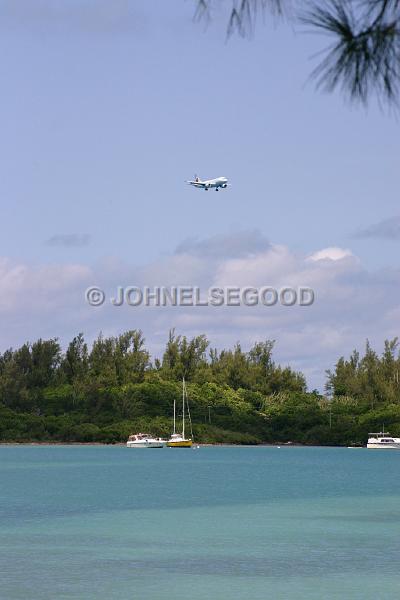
[0,441,358,448]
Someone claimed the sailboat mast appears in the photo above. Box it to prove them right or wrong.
[182,377,185,440]
[173,398,176,435]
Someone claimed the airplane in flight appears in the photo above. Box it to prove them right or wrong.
[186,175,229,191]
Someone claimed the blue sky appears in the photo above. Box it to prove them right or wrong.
[0,1,399,390]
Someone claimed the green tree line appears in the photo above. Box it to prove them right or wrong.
[1,331,400,445]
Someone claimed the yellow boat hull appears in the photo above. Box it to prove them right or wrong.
[167,440,193,448]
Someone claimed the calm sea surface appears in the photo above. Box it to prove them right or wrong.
[1,445,400,599]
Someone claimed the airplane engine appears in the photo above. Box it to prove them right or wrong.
[221,184,227,188]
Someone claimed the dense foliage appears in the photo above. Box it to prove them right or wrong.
[1,331,400,445]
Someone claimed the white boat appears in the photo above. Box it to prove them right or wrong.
[126,433,166,448]
[367,431,400,449]
[166,378,193,448]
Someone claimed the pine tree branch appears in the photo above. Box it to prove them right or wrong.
[301,0,400,105]
[193,0,400,105]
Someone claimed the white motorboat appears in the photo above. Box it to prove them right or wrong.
[126,433,166,448]
[367,431,400,449]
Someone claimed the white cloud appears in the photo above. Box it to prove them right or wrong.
[0,233,399,391]
[214,244,297,288]
[308,247,354,262]
[0,258,90,312]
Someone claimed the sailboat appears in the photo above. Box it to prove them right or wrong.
[167,377,193,448]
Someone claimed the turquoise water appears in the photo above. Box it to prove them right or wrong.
[1,446,400,599]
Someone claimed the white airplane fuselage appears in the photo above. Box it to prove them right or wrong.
[188,176,228,191]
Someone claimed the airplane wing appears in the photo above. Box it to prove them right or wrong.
[186,180,206,188]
